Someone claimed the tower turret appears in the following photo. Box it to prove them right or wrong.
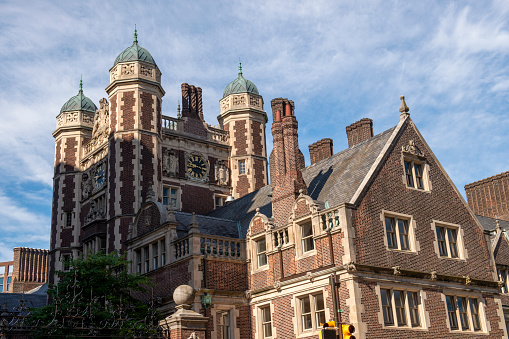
[218,63,268,198]
[104,28,165,252]
[51,79,97,280]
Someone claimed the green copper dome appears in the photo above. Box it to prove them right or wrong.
[113,27,156,67]
[222,62,259,98]
[60,80,97,113]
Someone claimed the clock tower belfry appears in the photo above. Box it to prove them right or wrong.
[218,63,268,198]
[105,29,164,252]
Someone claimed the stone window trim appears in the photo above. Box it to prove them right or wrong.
[380,210,420,254]
[256,302,275,339]
[375,284,430,331]
[498,266,509,294]
[292,289,329,337]
[163,185,181,210]
[441,291,487,334]
[211,305,240,339]
[295,219,317,259]
[431,220,468,260]
[238,159,246,175]
[251,234,270,273]
[214,193,228,210]
[400,153,431,192]
[64,211,73,229]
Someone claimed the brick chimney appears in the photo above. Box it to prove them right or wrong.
[270,98,307,227]
[346,118,373,147]
[465,171,509,221]
[181,83,207,137]
[309,138,333,165]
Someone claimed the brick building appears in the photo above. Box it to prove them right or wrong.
[465,172,509,334]
[0,248,48,293]
[50,30,507,338]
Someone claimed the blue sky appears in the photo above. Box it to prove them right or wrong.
[1,0,508,261]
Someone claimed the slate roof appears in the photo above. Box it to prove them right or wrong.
[207,126,397,238]
[0,293,47,313]
[173,211,240,239]
[476,215,509,231]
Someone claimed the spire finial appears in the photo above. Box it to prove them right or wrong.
[133,24,138,44]
[399,95,409,113]
[177,100,181,118]
[79,75,83,93]
[238,58,242,76]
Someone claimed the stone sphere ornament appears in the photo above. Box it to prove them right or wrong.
[173,285,196,306]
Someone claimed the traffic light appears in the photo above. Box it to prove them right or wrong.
[342,323,355,339]
[319,321,336,339]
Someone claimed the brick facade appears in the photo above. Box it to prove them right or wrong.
[465,171,509,221]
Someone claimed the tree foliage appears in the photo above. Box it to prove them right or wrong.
[30,252,159,338]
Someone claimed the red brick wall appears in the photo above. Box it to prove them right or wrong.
[465,171,509,221]
[272,295,295,338]
[108,139,117,219]
[181,184,215,215]
[352,122,494,280]
[63,137,77,171]
[205,260,247,291]
[237,175,250,198]
[253,158,265,191]
[120,91,135,130]
[140,91,154,131]
[140,133,155,202]
[136,204,162,237]
[251,121,263,157]
[54,139,61,175]
[109,95,117,133]
[119,134,136,215]
[233,120,247,155]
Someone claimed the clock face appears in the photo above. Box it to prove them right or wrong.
[186,155,207,180]
[94,163,105,190]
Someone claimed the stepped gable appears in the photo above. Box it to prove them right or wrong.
[302,126,396,206]
[208,125,396,235]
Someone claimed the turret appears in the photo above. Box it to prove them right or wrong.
[50,79,97,280]
[217,62,268,198]
[104,28,165,252]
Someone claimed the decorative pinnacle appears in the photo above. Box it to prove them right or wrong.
[133,24,138,44]
[79,75,83,93]
[399,95,409,113]
[238,58,242,76]
[177,100,181,118]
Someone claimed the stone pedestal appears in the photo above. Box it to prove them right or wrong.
[161,285,208,339]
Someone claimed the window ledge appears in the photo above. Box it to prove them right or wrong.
[405,186,431,193]
[383,325,428,331]
[387,248,417,254]
[449,330,486,335]
[252,265,270,274]
[296,329,320,338]
[297,250,316,260]
[437,256,466,261]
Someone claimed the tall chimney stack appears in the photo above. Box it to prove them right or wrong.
[346,118,373,147]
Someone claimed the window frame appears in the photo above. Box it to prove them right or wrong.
[445,294,485,333]
[498,266,509,294]
[163,186,180,210]
[402,155,430,192]
[214,194,228,209]
[382,211,416,253]
[432,220,465,260]
[296,292,327,334]
[301,221,315,254]
[378,286,425,330]
[259,304,273,338]
[239,160,246,175]
[252,235,269,271]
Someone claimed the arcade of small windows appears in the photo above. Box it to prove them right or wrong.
[135,239,166,274]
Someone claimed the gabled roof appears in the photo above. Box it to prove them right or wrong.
[476,215,509,232]
[173,211,240,239]
[302,126,396,206]
[208,125,398,237]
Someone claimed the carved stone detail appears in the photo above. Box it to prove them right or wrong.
[245,290,251,299]
[140,65,153,77]
[273,281,282,292]
[249,96,259,107]
[121,63,135,75]
[67,112,78,123]
[402,140,424,157]
[306,271,314,282]
[345,262,356,271]
[464,275,472,285]
[392,266,401,276]
[187,333,200,339]
[163,149,179,177]
[81,172,91,200]
[214,160,229,185]
[221,98,229,112]
[232,95,246,106]
[110,66,118,81]
[430,271,437,281]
